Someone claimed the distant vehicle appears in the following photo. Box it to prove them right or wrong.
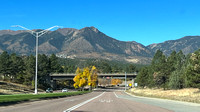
[46,88,53,93]
[62,88,68,92]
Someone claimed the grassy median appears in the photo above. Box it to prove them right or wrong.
[0,91,90,105]
[128,88,200,103]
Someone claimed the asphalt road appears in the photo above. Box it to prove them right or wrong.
[0,89,199,112]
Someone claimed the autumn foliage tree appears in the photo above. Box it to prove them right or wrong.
[73,67,82,89]
[111,79,122,86]
[73,66,98,90]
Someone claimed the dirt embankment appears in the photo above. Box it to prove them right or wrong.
[0,80,43,95]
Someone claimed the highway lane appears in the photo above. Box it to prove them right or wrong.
[0,92,102,112]
[70,91,172,112]
[0,90,199,112]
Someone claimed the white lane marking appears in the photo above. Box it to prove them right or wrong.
[114,92,119,98]
[99,99,113,103]
[106,99,113,103]
[63,92,105,112]
[99,99,106,102]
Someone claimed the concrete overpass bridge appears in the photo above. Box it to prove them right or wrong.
[49,73,137,89]
[50,73,137,80]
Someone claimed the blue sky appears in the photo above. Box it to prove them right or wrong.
[1,0,200,46]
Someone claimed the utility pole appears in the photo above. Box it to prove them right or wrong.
[12,25,61,94]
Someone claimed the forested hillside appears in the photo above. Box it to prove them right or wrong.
[136,49,200,89]
[0,51,140,90]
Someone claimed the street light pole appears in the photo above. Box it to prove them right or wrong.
[11,25,61,94]
[125,72,127,91]
[35,33,38,94]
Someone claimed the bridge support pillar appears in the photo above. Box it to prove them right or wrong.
[50,80,57,89]
[132,78,134,88]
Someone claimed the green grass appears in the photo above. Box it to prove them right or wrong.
[0,91,90,105]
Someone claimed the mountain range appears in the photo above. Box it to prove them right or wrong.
[0,26,199,64]
[147,36,200,56]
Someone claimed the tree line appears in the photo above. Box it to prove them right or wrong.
[0,51,140,90]
[0,51,62,89]
[135,49,200,89]
[59,58,140,74]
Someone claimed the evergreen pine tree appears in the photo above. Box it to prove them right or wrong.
[0,51,12,80]
[24,55,35,87]
[168,50,186,89]
[136,67,149,88]
[38,54,51,89]
[185,50,200,89]
[49,54,63,73]
[151,50,168,89]
[10,53,25,82]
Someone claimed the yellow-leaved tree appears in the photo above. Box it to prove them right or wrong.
[73,66,98,90]
[73,67,81,89]
[79,67,88,88]
[88,66,98,88]
[111,79,122,86]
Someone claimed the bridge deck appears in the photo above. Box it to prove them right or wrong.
[50,73,137,76]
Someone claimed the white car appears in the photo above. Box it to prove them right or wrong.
[62,88,68,92]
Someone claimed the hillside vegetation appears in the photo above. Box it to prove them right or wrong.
[128,88,200,103]
[0,80,43,95]
[135,49,200,90]
[0,51,142,90]
[133,48,200,104]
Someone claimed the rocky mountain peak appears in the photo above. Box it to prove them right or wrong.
[0,30,26,36]
[56,28,78,36]
[147,36,200,56]
[79,26,100,33]
[5,26,200,64]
